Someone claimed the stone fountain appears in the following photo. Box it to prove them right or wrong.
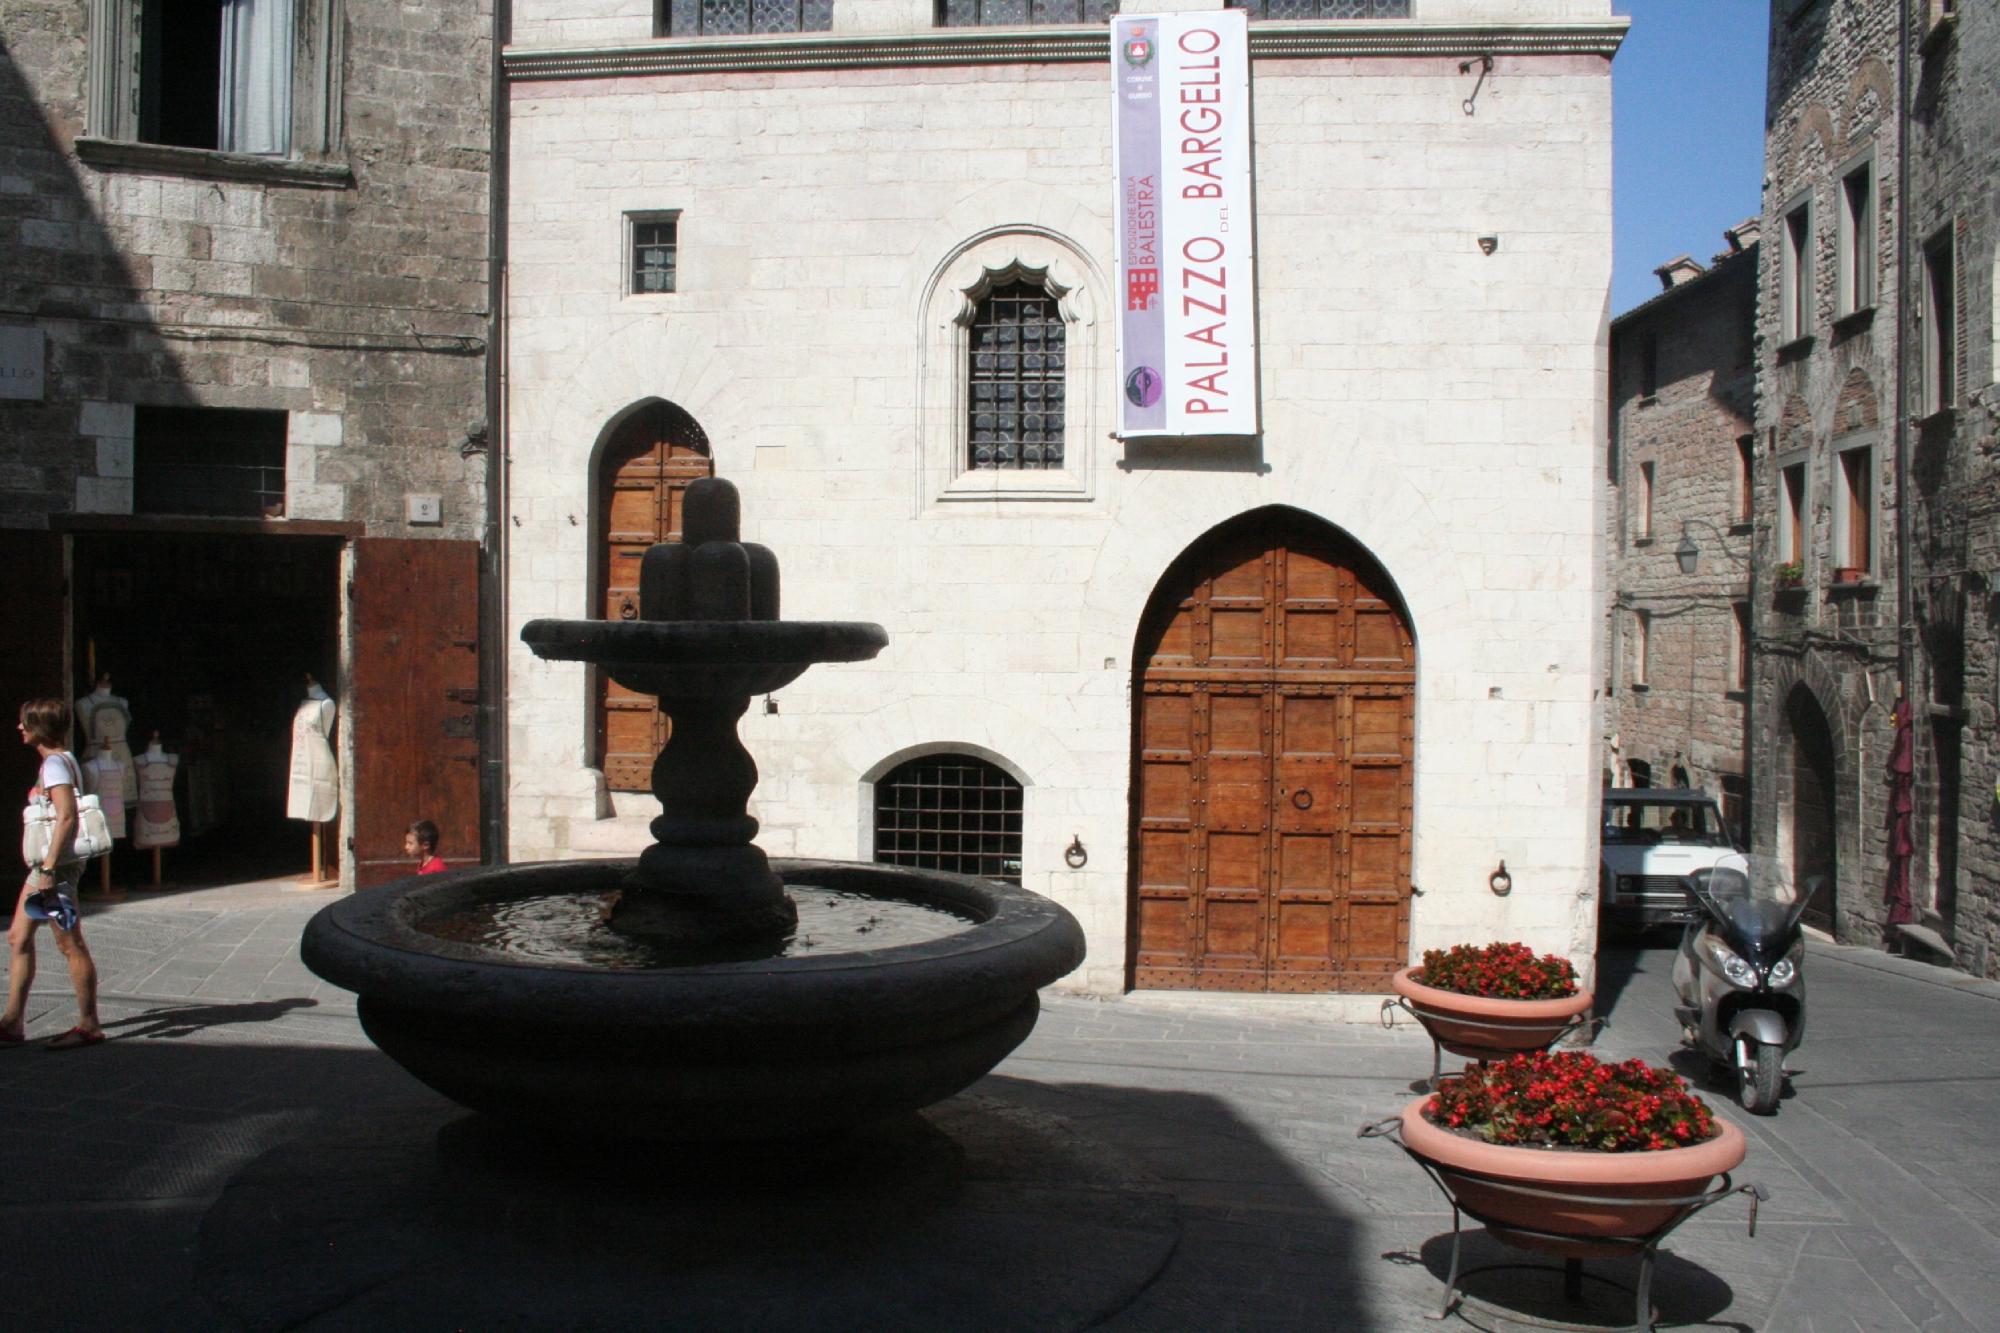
[302,479,1084,1140]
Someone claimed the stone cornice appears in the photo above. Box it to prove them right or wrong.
[503,20,1629,82]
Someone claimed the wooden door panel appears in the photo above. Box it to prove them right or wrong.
[1133,521,1414,994]
[593,408,713,791]
[351,538,482,887]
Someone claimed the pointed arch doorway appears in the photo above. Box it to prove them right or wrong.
[594,401,713,791]
[1129,509,1416,993]
[1783,685,1838,936]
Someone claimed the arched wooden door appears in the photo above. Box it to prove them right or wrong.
[595,403,712,791]
[1785,686,1837,936]
[1131,511,1416,993]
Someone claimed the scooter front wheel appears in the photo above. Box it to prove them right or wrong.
[1738,1038,1783,1115]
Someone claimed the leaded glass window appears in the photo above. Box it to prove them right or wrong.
[968,279,1064,471]
[937,0,1115,26]
[663,0,832,36]
[874,755,1024,884]
[1226,0,1411,18]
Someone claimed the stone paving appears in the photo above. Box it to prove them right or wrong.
[2,880,1995,1330]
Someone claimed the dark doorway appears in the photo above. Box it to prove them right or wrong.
[1932,719,1961,940]
[71,531,342,888]
[1785,686,1838,936]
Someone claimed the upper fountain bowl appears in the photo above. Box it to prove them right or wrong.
[520,618,887,699]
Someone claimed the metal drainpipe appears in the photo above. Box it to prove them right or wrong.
[480,0,512,864]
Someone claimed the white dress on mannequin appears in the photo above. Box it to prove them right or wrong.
[77,687,139,802]
[287,687,339,823]
[132,742,181,850]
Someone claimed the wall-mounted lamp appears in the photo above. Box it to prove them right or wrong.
[1489,859,1513,896]
[1064,835,1088,869]
[1477,234,1499,256]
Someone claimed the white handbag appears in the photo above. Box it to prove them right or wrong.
[21,755,112,867]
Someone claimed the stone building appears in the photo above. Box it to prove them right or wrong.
[1605,227,1759,839]
[0,0,497,887]
[1752,0,1997,968]
[500,0,1626,1003]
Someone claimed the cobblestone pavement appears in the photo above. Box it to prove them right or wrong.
[2,880,1994,1330]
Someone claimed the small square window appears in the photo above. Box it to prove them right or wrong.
[629,213,679,295]
[134,405,288,518]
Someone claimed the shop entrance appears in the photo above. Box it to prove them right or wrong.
[71,530,343,889]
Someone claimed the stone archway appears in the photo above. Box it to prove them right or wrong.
[1127,507,1416,993]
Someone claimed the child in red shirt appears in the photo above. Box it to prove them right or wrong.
[405,819,447,875]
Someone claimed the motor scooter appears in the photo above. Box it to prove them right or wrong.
[1669,853,1812,1115]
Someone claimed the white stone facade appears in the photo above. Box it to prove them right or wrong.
[501,1,1623,1002]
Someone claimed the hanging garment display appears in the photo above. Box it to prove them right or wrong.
[131,744,181,851]
[77,685,139,802]
[287,689,339,823]
[83,745,128,840]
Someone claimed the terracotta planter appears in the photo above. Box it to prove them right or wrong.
[1833,566,1868,585]
[1392,967,1594,1061]
[1400,1096,1746,1254]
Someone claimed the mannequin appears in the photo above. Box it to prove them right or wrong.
[75,673,138,803]
[287,673,339,884]
[131,731,180,887]
[82,739,128,897]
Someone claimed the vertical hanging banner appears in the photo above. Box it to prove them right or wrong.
[1112,10,1258,438]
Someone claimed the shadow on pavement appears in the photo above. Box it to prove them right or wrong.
[1391,1231,1750,1332]
[102,997,320,1040]
[0,1041,1378,1330]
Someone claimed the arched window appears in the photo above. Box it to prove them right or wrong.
[873,754,1023,883]
[968,278,1065,471]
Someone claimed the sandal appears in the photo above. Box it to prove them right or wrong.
[44,1027,106,1051]
[0,1029,25,1048]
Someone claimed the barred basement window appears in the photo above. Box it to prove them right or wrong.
[1227,0,1411,18]
[968,279,1065,471]
[873,754,1024,884]
[134,406,288,518]
[629,213,679,295]
[659,0,831,35]
[937,0,1115,24]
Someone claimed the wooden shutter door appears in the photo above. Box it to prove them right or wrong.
[596,406,712,791]
[350,538,482,886]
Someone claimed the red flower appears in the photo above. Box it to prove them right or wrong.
[1415,942,1579,1000]
[1423,1050,1718,1153]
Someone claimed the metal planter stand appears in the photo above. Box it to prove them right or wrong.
[1380,995,1600,1089]
[1360,1115,1766,1332]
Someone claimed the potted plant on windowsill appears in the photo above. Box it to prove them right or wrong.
[1390,942,1593,1063]
[1390,1050,1747,1248]
[1773,560,1805,590]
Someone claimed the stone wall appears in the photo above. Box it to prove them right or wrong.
[1901,0,2000,976]
[0,0,493,537]
[501,3,1623,999]
[1751,0,1904,946]
[1606,241,1757,816]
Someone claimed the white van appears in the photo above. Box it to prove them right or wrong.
[1599,788,1741,930]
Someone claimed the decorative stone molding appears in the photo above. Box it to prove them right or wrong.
[503,20,1629,82]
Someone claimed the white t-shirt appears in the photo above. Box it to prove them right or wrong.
[37,751,81,795]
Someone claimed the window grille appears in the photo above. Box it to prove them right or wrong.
[662,0,832,36]
[937,0,1115,25]
[873,755,1024,884]
[1227,0,1411,18]
[133,406,288,518]
[630,214,678,294]
[968,279,1065,471]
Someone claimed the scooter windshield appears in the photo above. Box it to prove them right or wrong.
[1694,853,1811,943]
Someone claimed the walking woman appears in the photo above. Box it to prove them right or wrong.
[2,698,104,1049]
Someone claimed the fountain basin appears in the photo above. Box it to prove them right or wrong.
[302,858,1086,1141]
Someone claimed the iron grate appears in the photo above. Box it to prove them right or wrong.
[873,755,1024,884]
